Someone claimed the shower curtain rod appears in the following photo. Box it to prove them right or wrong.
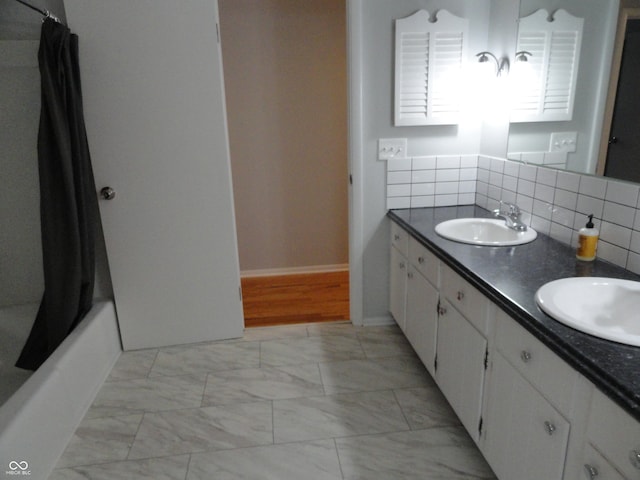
[13,0,62,23]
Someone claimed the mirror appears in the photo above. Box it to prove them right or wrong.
[507,0,619,175]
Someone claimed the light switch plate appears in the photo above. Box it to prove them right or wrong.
[378,138,408,161]
[550,132,578,153]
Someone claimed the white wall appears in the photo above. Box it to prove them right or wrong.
[354,0,493,324]
[0,2,113,307]
[0,40,42,306]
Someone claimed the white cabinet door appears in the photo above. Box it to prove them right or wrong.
[435,299,487,442]
[586,388,640,479]
[483,352,570,480]
[581,444,626,480]
[389,246,408,331]
[405,267,438,376]
[65,0,244,349]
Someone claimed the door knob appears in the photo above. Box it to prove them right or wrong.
[100,187,116,200]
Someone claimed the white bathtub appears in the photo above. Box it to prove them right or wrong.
[0,301,121,480]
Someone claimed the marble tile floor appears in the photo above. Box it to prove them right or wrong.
[49,322,496,480]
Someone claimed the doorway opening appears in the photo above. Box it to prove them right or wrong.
[218,0,349,327]
[598,7,640,179]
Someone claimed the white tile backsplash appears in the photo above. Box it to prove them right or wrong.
[534,183,555,203]
[412,170,436,183]
[386,158,412,171]
[412,183,435,196]
[603,201,635,227]
[436,169,460,182]
[386,153,640,272]
[579,175,607,198]
[517,179,535,197]
[605,180,639,207]
[387,171,411,184]
[554,189,578,210]
[536,167,557,187]
[412,156,436,170]
[436,156,460,169]
[556,171,581,192]
[600,221,632,249]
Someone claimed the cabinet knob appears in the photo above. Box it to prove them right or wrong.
[418,256,425,264]
[407,271,414,279]
[630,450,640,470]
[438,306,447,316]
[394,234,400,241]
[543,421,556,435]
[583,465,599,479]
[399,262,405,269]
[100,186,116,200]
[456,291,464,301]
[520,350,532,363]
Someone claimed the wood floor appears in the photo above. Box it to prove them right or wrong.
[241,270,350,328]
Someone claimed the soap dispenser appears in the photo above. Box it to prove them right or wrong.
[576,214,599,261]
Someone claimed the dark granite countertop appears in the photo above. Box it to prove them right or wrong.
[388,205,640,422]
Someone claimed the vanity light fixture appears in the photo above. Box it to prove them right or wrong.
[476,51,510,77]
[515,50,532,62]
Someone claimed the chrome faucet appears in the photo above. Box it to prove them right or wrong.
[493,201,528,231]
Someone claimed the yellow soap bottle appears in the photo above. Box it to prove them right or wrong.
[576,214,599,261]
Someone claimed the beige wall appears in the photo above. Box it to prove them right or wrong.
[219,0,348,273]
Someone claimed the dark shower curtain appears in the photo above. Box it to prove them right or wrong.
[16,18,99,370]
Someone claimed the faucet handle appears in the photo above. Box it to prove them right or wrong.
[498,201,520,216]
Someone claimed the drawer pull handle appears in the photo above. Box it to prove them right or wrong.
[394,234,400,241]
[407,272,414,279]
[630,450,640,470]
[418,256,425,264]
[543,421,556,435]
[583,465,599,479]
[456,291,464,301]
[520,350,532,363]
[399,262,405,270]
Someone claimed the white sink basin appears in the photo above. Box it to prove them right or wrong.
[435,218,537,246]
[535,277,640,347]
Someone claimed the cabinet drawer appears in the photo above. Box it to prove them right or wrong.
[586,388,640,479]
[408,236,439,287]
[494,310,578,417]
[440,263,489,335]
[581,444,626,480]
[483,351,570,480]
[390,221,409,257]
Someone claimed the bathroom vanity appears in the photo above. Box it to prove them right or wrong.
[388,206,640,480]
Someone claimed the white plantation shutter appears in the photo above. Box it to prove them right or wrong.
[511,9,583,122]
[395,10,468,126]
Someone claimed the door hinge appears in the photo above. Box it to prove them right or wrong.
[483,347,489,370]
[216,23,220,43]
[239,285,243,302]
[478,416,483,436]
[434,354,438,372]
[349,174,353,185]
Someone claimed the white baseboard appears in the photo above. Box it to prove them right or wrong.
[358,314,395,327]
[241,264,349,278]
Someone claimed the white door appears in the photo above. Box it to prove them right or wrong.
[65,0,244,349]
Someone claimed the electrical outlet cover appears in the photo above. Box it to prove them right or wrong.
[378,138,408,161]
[549,132,578,153]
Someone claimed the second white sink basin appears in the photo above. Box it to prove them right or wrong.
[435,218,537,246]
[535,277,640,347]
